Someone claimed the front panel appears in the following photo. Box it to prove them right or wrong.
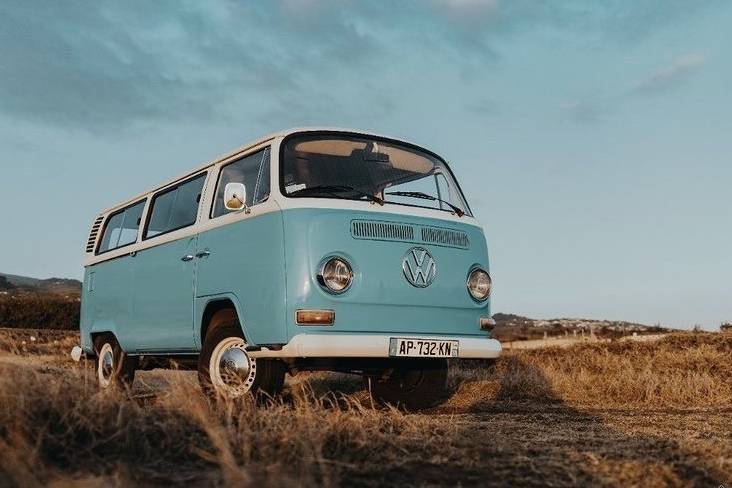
[282,208,490,341]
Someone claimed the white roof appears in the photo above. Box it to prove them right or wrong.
[99,127,414,215]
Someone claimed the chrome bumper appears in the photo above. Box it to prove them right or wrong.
[249,334,502,359]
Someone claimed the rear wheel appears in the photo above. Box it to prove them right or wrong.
[198,314,285,400]
[367,358,449,410]
[93,335,136,390]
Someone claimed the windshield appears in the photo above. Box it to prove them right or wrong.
[280,134,472,216]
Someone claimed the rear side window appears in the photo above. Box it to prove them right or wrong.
[97,200,146,254]
[211,147,270,218]
[144,173,206,239]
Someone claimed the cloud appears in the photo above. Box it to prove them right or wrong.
[0,1,382,131]
[467,98,500,116]
[0,2,290,130]
[0,1,723,132]
[632,52,707,95]
[433,0,500,21]
[560,50,709,124]
[560,100,605,124]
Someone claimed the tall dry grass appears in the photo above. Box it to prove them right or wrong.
[448,333,732,410]
[0,328,78,357]
[0,332,730,486]
[0,364,442,487]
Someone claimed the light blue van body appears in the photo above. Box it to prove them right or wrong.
[79,129,498,362]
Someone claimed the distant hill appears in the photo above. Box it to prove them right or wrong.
[492,312,668,341]
[0,272,674,336]
[0,273,82,297]
[0,276,16,291]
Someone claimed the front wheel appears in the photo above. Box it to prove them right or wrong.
[198,319,285,400]
[367,358,449,410]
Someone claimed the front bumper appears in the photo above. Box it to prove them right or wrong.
[70,346,83,362]
[249,334,502,359]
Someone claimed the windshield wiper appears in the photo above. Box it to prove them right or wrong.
[385,191,465,217]
[289,185,384,205]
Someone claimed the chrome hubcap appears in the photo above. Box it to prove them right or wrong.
[101,350,114,380]
[210,337,257,396]
[219,347,251,381]
[97,342,115,388]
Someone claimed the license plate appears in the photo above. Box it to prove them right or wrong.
[389,338,459,358]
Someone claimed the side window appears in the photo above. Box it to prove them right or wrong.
[97,200,146,254]
[144,173,206,239]
[211,147,270,218]
[98,213,125,254]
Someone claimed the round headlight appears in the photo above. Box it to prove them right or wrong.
[320,257,353,294]
[467,268,491,301]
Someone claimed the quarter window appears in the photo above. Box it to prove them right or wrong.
[97,200,146,254]
[211,147,270,218]
[145,173,207,239]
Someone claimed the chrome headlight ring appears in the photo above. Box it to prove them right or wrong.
[317,256,354,294]
[467,267,492,302]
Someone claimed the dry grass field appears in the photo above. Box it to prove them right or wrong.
[0,328,730,487]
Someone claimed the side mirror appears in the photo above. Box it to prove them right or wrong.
[224,182,249,213]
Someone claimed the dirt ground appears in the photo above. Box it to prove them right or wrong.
[0,328,730,487]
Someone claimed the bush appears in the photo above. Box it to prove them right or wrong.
[0,294,80,330]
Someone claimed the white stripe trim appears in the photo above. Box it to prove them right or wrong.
[84,196,482,267]
[274,197,481,227]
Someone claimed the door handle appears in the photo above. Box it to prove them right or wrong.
[181,255,195,262]
[195,250,211,258]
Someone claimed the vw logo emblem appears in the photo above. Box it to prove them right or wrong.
[402,247,437,288]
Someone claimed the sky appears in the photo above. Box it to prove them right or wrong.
[0,1,730,329]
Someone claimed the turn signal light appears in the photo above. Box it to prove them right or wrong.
[479,317,496,331]
[296,309,335,326]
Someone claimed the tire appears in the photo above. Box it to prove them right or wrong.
[198,313,286,400]
[367,358,449,411]
[93,335,136,390]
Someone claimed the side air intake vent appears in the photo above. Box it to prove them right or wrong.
[86,215,105,253]
[351,220,415,242]
[421,226,469,249]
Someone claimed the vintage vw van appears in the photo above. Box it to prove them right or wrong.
[77,128,500,409]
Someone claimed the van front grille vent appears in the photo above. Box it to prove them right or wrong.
[86,216,105,253]
[421,227,470,249]
[351,220,415,242]
[351,220,470,249]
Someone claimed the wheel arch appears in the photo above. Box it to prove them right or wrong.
[87,313,124,355]
[89,331,119,357]
[198,295,249,347]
